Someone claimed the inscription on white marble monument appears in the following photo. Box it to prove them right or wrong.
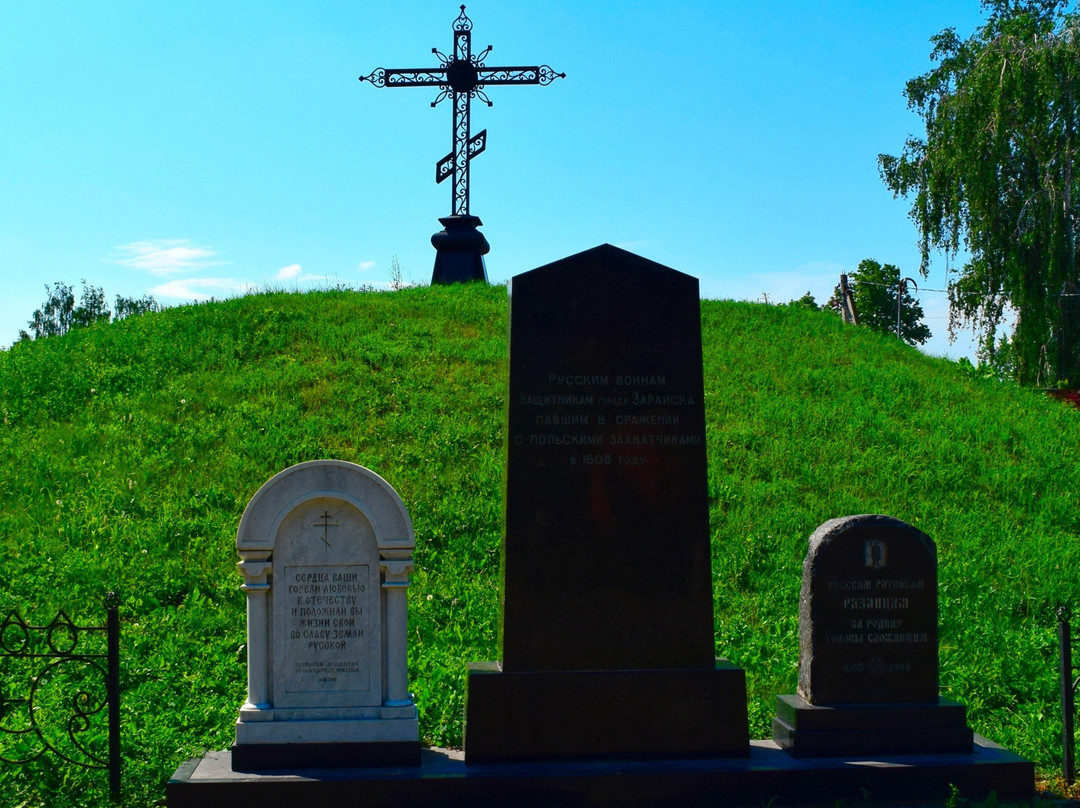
[270,497,383,708]
[285,564,371,692]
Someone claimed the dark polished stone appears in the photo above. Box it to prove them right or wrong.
[464,660,749,762]
[772,694,973,757]
[464,244,748,763]
[230,741,421,771]
[167,740,1034,808]
[500,244,714,672]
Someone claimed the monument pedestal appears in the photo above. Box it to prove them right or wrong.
[168,738,1033,808]
[232,707,421,769]
[231,740,421,770]
[465,660,749,762]
[772,694,973,757]
[430,215,489,284]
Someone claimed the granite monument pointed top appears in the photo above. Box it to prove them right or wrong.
[503,244,711,671]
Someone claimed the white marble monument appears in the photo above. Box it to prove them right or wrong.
[231,460,420,769]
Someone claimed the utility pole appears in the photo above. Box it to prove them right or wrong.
[839,274,859,325]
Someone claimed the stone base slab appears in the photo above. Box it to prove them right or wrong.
[234,716,418,745]
[167,737,1033,808]
[463,659,750,762]
[233,716,420,769]
[231,740,420,771]
[772,694,974,757]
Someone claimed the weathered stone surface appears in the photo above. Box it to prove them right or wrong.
[232,460,419,768]
[798,514,938,705]
[774,514,973,758]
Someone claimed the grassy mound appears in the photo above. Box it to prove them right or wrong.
[1,284,1077,806]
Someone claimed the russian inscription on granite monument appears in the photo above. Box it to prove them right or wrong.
[773,514,972,756]
[799,514,938,703]
[464,244,749,762]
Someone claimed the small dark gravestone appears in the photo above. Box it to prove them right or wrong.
[464,244,749,762]
[772,514,973,757]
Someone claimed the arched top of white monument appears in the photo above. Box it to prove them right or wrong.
[236,460,414,553]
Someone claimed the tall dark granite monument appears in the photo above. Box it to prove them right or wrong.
[773,514,974,757]
[359,6,564,284]
[464,244,749,762]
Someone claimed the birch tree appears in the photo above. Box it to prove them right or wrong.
[879,0,1080,385]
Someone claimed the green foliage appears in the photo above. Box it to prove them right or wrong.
[0,287,1079,805]
[72,282,111,330]
[16,281,158,343]
[113,294,161,321]
[786,291,820,311]
[826,259,932,345]
[879,0,1080,385]
[19,281,77,341]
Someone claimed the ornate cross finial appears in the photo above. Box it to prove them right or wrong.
[359,5,564,218]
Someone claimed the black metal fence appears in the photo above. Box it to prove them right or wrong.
[0,593,120,798]
[1060,606,1079,783]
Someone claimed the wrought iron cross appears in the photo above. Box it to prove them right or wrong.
[359,5,564,217]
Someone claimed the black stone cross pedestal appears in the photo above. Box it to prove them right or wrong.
[463,244,750,762]
[430,215,489,285]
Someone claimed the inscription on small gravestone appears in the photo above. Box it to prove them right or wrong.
[798,514,937,704]
[773,514,973,757]
[232,460,420,770]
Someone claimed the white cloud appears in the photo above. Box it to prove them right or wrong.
[272,264,336,285]
[358,260,376,272]
[149,277,256,301]
[112,239,225,276]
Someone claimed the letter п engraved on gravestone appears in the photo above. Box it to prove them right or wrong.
[500,244,715,672]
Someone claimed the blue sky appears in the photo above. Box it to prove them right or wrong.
[1,1,988,357]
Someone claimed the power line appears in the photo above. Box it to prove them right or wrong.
[851,278,1080,297]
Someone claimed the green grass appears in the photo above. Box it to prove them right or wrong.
[0,284,1078,806]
